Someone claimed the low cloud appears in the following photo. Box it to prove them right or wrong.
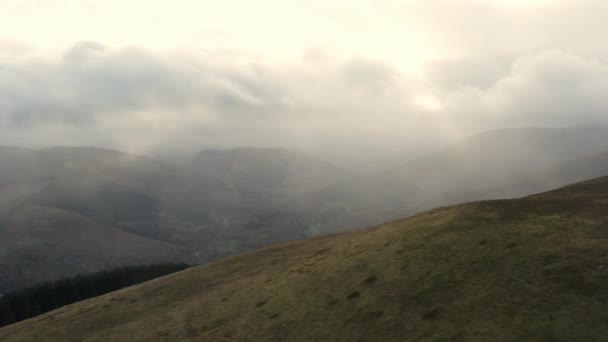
[0,43,432,161]
[1,40,608,164]
[438,51,608,132]
[0,42,283,127]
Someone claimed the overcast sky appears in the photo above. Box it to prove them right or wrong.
[1,0,607,162]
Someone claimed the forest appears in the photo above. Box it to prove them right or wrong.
[0,263,190,328]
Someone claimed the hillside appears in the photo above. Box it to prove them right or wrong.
[192,147,343,196]
[0,147,197,292]
[313,125,608,229]
[0,146,343,292]
[0,205,193,292]
[3,176,608,341]
[3,126,608,294]
[545,150,608,187]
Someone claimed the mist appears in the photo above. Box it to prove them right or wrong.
[2,0,608,165]
[4,2,608,338]
[3,0,608,298]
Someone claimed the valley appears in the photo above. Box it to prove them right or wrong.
[3,176,608,341]
[2,126,608,294]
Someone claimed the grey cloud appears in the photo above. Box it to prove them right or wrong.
[439,50,608,132]
[341,58,395,85]
[0,42,431,163]
[64,41,106,62]
[427,54,514,89]
[3,39,608,166]
[0,43,282,127]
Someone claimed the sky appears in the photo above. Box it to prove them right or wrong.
[1,0,607,163]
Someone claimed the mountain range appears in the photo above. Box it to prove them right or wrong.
[2,125,608,293]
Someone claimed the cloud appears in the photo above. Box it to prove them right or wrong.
[427,54,514,89]
[3,42,608,163]
[437,50,608,131]
[401,0,608,58]
[0,42,436,161]
[0,43,285,128]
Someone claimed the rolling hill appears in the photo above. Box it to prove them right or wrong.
[0,205,193,292]
[0,146,344,292]
[3,125,608,294]
[545,150,608,187]
[0,147,197,292]
[2,176,608,341]
[191,147,343,196]
[312,125,608,230]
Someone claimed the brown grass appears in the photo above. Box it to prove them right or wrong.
[3,177,608,341]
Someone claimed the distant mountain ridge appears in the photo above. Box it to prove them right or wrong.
[0,146,345,292]
[311,125,608,228]
[3,125,608,292]
[191,147,343,198]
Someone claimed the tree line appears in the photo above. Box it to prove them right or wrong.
[0,263,190,328]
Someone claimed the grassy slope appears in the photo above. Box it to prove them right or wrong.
[0,205,193,292]
[0,146,346,291]
[2,178,608,341]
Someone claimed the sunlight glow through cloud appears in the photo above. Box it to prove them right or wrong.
[0,0,606,162]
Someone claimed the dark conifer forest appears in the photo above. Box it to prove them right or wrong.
[0,263,190,328]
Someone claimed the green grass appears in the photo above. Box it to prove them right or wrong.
[3,177,608,341]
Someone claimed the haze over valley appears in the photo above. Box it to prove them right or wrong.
[2,1,608,340]
[3,124,608,293]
